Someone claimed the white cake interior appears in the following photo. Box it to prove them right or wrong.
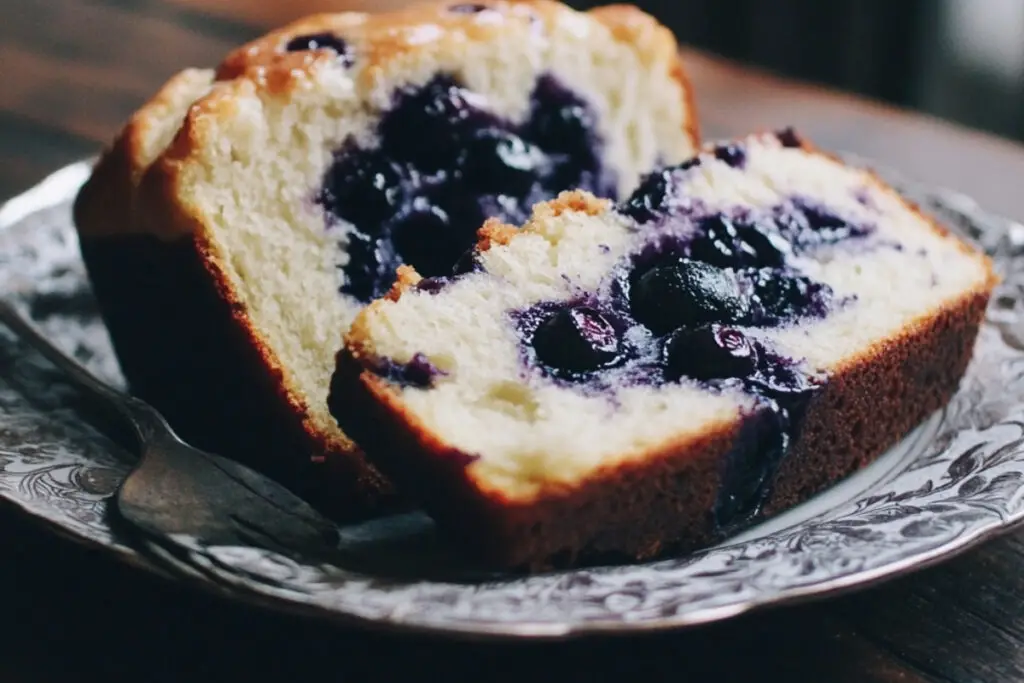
[160,2,695,447]
[351,133,992,499]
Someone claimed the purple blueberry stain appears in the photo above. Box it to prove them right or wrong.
[319,73,616,302]
[853,187,875,209]
[371,352,446,389]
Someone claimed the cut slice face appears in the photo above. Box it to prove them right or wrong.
[73,0,698,517]
[332,129,997,568]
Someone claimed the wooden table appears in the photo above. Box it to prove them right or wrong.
[4,2,1024,681]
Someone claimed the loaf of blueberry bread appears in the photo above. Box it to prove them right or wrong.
[72,0,700,518]
[330,129,998,568]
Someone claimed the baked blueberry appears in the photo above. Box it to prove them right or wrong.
[527,76,598,157]
[390,200,457,277]
[776,127,802,148]
[714,143,746,168]
[631,259,750,334]
[464,129,547,195]
[284,33,353,67]
[343,230,399,301]
[532,306,620,372]
[380,76,485,170]
[320,154,407,231]
[373,352,445,388]
[664,324,758,381]
[751,269,832,321]
[620,170,671,223]
[689,215,789,269]
[322,72,615,303]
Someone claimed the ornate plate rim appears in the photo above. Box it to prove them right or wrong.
[2,157,1024,641]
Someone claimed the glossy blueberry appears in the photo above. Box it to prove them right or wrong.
[748,361,816,398]
[532,306,620,372]
[464,129,546,195]
[342,230,399,302]
[284,33,353,66]
[664,324,758,381]
[527,76,598,155]
[320,155,406,231]
[689,215,789,269]
[619,169,674,223]
[631,260,750,334]
[750,269,832,321]
[714,143,747,168]
[391,200,459,277]
[379,76,484,169]
[322,72,612,302]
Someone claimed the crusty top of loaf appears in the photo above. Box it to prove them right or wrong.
[75,0,694,240]
[217,1,683,87]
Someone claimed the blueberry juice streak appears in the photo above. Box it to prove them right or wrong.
[514,164,874,534]
[318,73,617,302]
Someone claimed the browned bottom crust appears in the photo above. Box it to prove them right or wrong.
[329,287,993,571]
[79,233,398,521]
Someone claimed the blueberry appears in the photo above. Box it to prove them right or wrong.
[748,361,816,398]
[619,169,674,223]
[689,215,789,269]
[381,76,488,169]
[319,72,611,304]
[320,155,407,230]
[751,269,832,321]
[776,127,802,148]
[776,200,870,248]
[631,260,751,334]
[714,143,746,168]
[373,352,445,389]
[464,129,547,196]
[284,33,353,66]
[391,199,459,277]
[341,230,397,301]
[527,76,598,154]
[451,245,482,275]
[448,3,489,12]
[664,324,758,381]
[533,306,620,372]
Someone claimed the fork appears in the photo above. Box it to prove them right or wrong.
[0,299,340,560]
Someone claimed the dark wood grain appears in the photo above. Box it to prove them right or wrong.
[3,1,1024,682]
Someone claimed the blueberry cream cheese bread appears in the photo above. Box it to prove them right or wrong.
[71,1,699,517]
[331,130,998,569]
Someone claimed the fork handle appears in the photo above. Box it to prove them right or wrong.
[0,300,171,445]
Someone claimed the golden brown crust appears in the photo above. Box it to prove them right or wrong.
[332,134,1000,568]
[330,279,993,569]
[216,2,682,84]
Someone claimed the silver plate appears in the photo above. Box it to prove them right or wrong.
[2,159,1024,639]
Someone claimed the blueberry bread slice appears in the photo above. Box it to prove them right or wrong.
[72,0,699,518]
[331,130,997,567]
